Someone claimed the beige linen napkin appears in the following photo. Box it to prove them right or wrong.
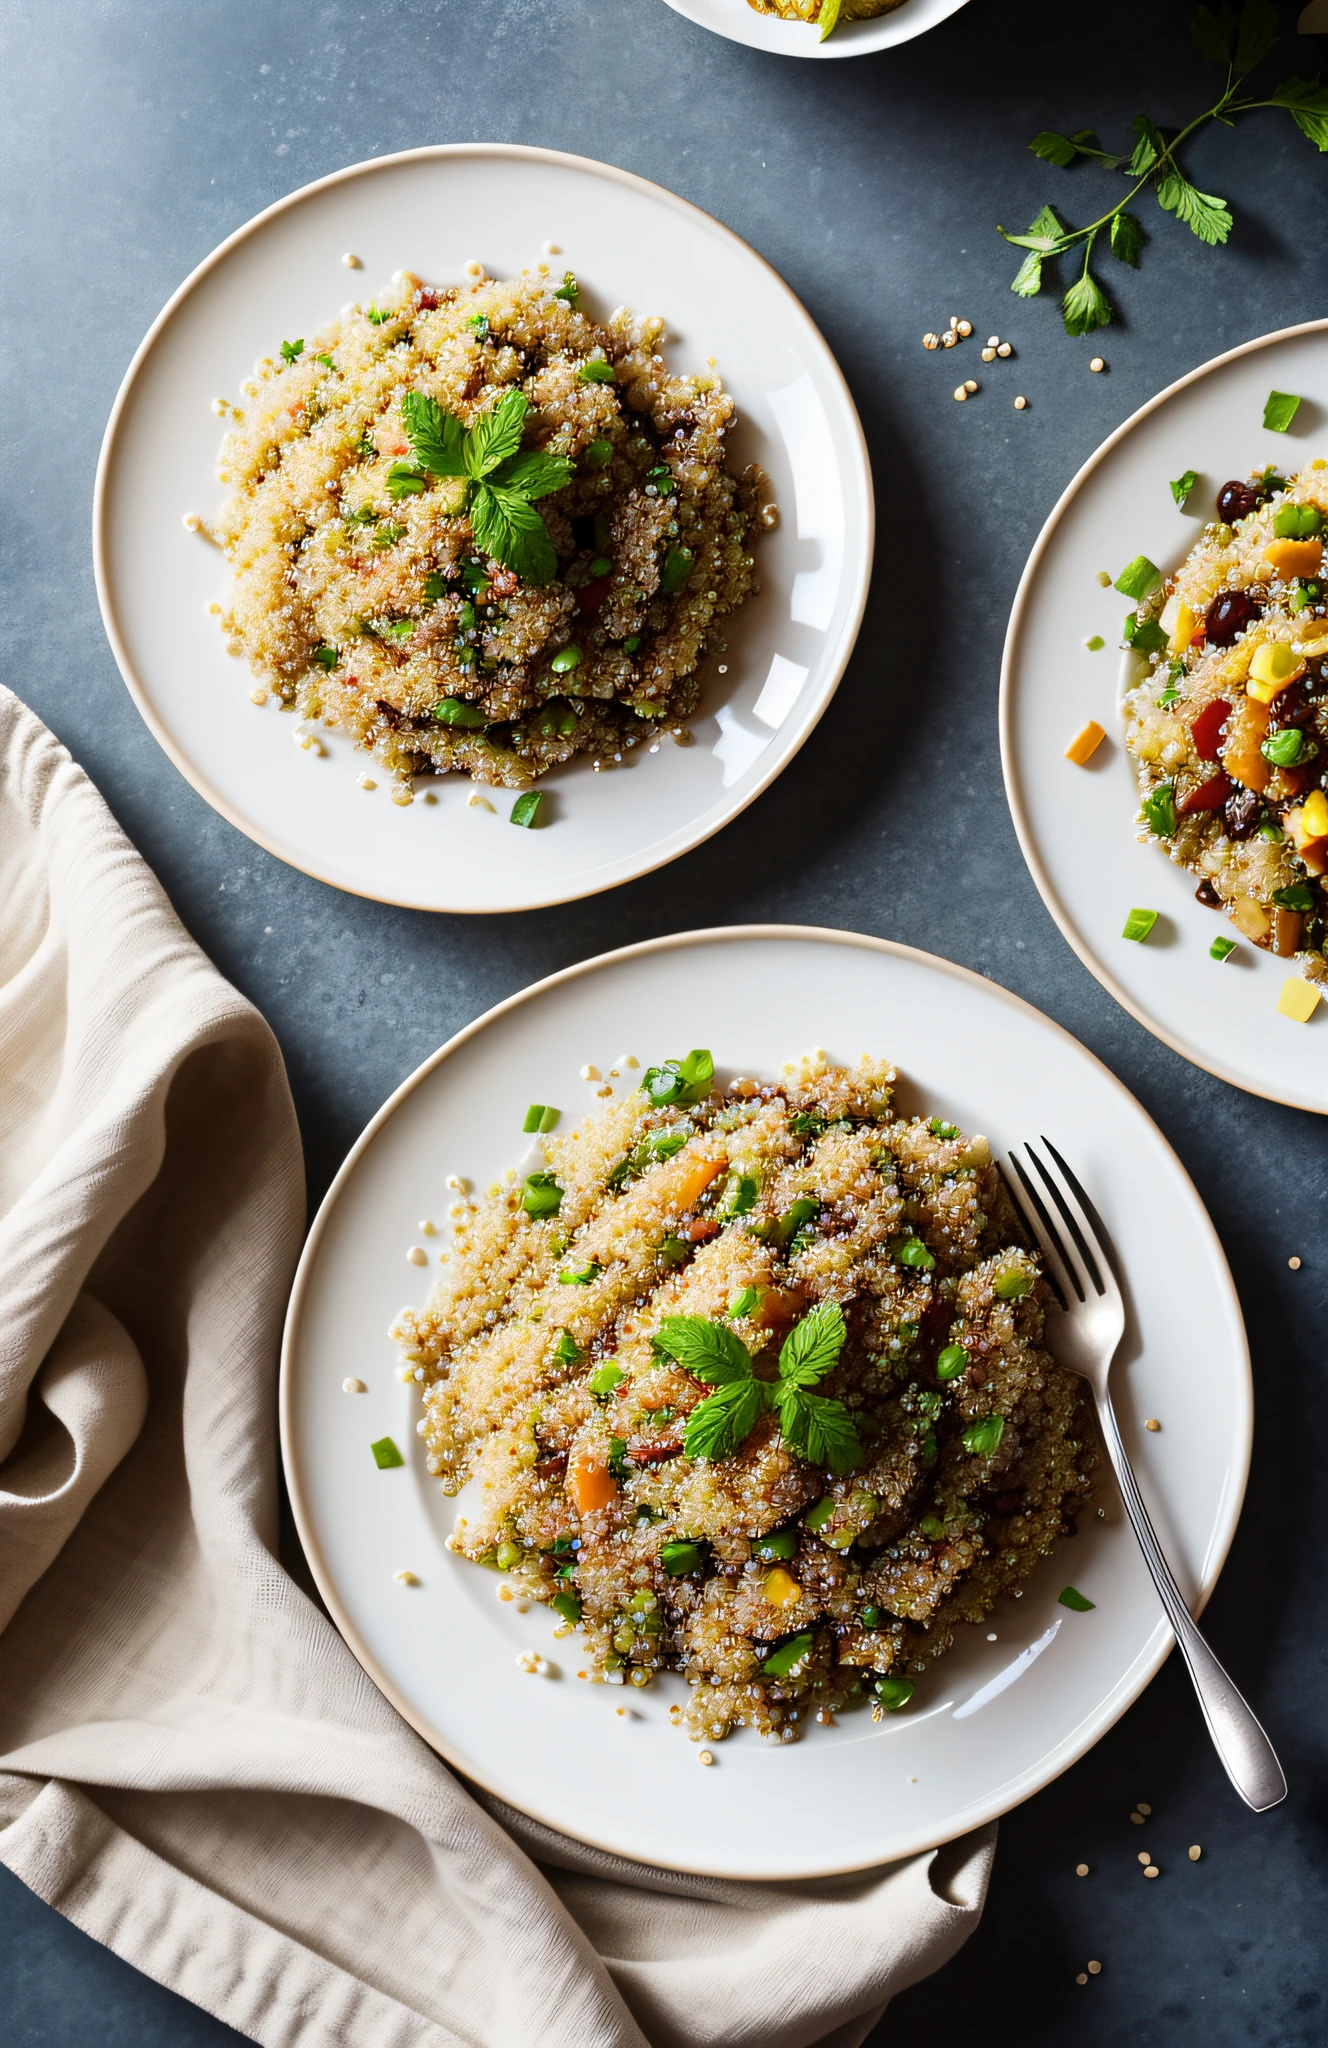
[0,686,993,2048]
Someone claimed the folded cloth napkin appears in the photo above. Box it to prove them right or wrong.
[0,686,993,2048]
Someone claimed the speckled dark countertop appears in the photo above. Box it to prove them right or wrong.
[2,2,1324,2042]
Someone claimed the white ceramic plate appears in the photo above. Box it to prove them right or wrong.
[662,0,969,58]
[94,146,872,913]
[1002,323,1328,1113]
[281,926,1250,1878]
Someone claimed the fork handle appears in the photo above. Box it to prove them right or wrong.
[1095,1389,1287,1812]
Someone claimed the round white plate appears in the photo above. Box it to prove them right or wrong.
[1002,322,1328,1113]
[281,926,1250,1878]
[662,0,969,57]
[94,146,872,913]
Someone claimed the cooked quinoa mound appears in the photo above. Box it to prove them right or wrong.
[211,271,775,789]
[393,1054,1096,1745]
[1123,460,1328,982]
[748,0,908,25]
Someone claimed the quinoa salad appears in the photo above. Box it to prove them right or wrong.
[746,0,909,35]
[1122,460,1328,982]
[210,270,776,793]
[392,1051,1096,1746]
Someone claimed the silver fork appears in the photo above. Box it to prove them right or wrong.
[1004,1137,1286,1813]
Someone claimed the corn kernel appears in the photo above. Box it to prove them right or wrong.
[763,1567,801,1609]
[1263,536,1323,579]
[1065,720,1106,766]
[1298,788,1328,842]
[1277,977,1321,1023]
[1246,641,1305,703]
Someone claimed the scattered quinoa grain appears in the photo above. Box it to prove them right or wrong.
[1076,1973,1089,1986]
[1130,1812,1145,1824]
[957,319,973,337]
[341,251,361,268]
[1014,395,1027,410]
[1144,1865,1160,1879]
[1137,1803,1152,1816]
[997,342,1013,358]
[1145,1418,1161,1431]
[1090,357,1106,373]
[1288,1256,1301,1270]
[964,378,978,394]
[954,386,968,402]
[1096,569,1112,586]
[1087,1961,1102,1976]
[1188,1844,1202,1861]
[986,334,1000,347]
[1137,1851,1151,1865]
[1076,1863,1089,1877]
[923,332,940,351]
[342,1376,367,1393]
[981,347,996,363]
[407,1246,428,1266]
[393,1569,420,1586]
[698,1749,715,1766]
[249,687,268,706]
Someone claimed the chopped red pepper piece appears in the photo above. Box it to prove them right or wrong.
[1178,772,1233,815]
[1189,628,1207,648]
[1188,698,1230,761]
[575,574,613,615]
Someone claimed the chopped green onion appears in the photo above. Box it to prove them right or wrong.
[494,1539,522,1571]
[1114,555,1162,601]
[725,1285,759,1320]
[587,1359,625,1398]
[1209,936,1237,962]
[280,337,304,363]
[511,791,544,828]
[761,1630,814,1679]
[370,1436,405,1470]
[522,1104,546,1133]
[919,1514,945,1540]
[384,618,415,639]
[962,1414,1006,1458]
[460,559,490,596]
[315,352,335,369]
[1272,881,1316,912]
[659,545,694,595]
[550,646,582,673]
[657,1232,689,1266]
[553,1330,582,1365]
[522,1171,563,1219]
[539,1105,560,1133]
[558,1261,601,1285]
[1290,578,1322,613]
[1123,613,1168,656]
[1122,907,1159,942]
[423,571,447,602]
[552,1589,583,1624]
[313,644,339,671]
[640,1049,714,1107]
[578,358,616,384]
[606,1436,629,1479]
[891,1235,936,1272]
[1169,469,1198,509]
[804,1496,835,1533]
[928,1117,960,1140]
[936,1344,969,1381]
[753,1527,798,1563]
[874,1677,915,1711]
[588,555,612,578]
[552,272,580,306]
[1085,634,1106,651]
[716,1170,758,1219]
[467,313,490,339]
[1261,728,1311,767]
[387,462,427,499]
[661,1539,704,1574]
[1273,503,1322,539]
[860,1603,882,1628]
[1262,390,1302,433]
[587,436,613,465]
[431,697,487,728]
[994,1269,1033,1300]
[1140,785,1177,838]
[1058,1585,1096,1611]
[1257,821,1284,842]
[623,635,641,653]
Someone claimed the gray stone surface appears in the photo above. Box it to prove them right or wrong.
[1,1,1324,2042]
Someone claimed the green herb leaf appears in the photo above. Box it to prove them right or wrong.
[753,1527,798,1562]
[587,436,613,465]
[1210,935,1237,961]
[607,1436,629,1479]
[1058,1584,1096,1611]
[1271,883,1315,911]
[654,1316,753,1385]
[818,0,841,39]
[552,271,580,305]
[1263,389,1303,433]
[1233,0,1278,75]
[552,1589,583,1623]
[471,484,559,586]
[661,1538,704,1573]
[761,1630,814,1679]
[640,1049,714,1107]
[370,1435,405,1469]
[891,1234,936,1272]
[489,447,575,500]
[726,1285,759,1320]
[587,1359,625,1398]
[366,305,393,325]
[1062,263,1111,338]
[553,1330,582,1365]
[1123,613,1169,655]
[777,1299,848,1389]
[961,1414,1006,1458]
[874,1676,915,1710]
[1010,249,1046,298]
[1156,172,1232,246]
[386,462,428,500]
[1029,129,1082,167]
[522,1103,547,1133]
[715,1170,758,1219]
[315,352,335,369]
[682,1376,769,1462]
[522,1170,563,1218]
[1122,907,1160,941]
[1273,503,1322,539]
[1170,469,1199,508]
[1110,210,1145,266]
[1141,784,1179,837]
[928,1116,960,1140]
[401,392,468,477]
[1269,76,1328,152]
[659,545,694,595]
[577,358,616,385]
[313,644,339,671]
[775,1384,863,1473]
[1128,113,1165,176]
[462,388,527,479]
[558,1260,601,1285]
[937,1344,970,1381]
[1191,3,1236,65]
[280,337,304,363]
[431,697,487,729]
[993,1268,1034,1300]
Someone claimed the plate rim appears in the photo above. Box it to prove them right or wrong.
[92,142,874,914]
[660,0,972,58]
[999,317,1328,1114]
[279,921,1252,1877]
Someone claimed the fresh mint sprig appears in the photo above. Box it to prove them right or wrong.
[658,1299,863,1473]
[999,1,1327,337]
[387,389,573,585]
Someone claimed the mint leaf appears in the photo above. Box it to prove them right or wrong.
[465,388,529,479]
[470,484,559,585]
[491,448,575,500]
[776,1385,863,1473]
[280,338,304,363]
[1157,173,1232,245]
[401,392,467,477]
[1062,265,1111,337]
[1270,75,1328,151]
[1233,0,1277,75]
[1128,114,1166,175]
[682,1377,768,1461]
[1191,3,1236,65]
[778,1299,848,1390]
[1110,210,1144,266]
[654,1316,752,1385]
[962,1414,1006,1458]
[1170,469,1199,508]
[1030,129,1081,167]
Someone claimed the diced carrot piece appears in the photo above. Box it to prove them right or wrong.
[1301,840,1328,878]
[1221,696,1271,792]
[1178,772,1232,815]
[1189,698,1230,761]
[674,1155,727,1211]
[1065,720,1106,766]
[1273,907,1304,958]
[1263,537,1323,579]
[567,1455,618,1515]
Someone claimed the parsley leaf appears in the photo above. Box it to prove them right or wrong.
[1269,75,1328,151]
[683,1378,768,1461]
[1233,0,1278,76]
[654,1316,752,1384]
[1170,469,1199,509]
[386,462,428,500]
[1156,172,1232,245]
[1191,3,1236,66]
[1030,129,1082,167]
[1110,210,1144,266]
[774,1383,863,1473]
[471,485,557,584]
[777,1299,847,1389]
[1128,113,1166,176]
[1001,203,1065,298]
[465,388,529,479]
[491,447,576,500]
[401,392,467,477]
[1062,261,1111,337]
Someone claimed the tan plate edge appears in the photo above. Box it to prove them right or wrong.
[279,922,1252,1878]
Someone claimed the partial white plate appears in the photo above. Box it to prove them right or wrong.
[662,0,969,57]
[281,926,1250,1878]
[1002,322,1328,1113]
[94,145,872,913]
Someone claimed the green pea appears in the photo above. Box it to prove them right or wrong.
[661,1539,703,1575]
[551,646,582,674]
[624,635,641,653]
[578,359,616,384]
[860,1604,882,1628]
[431,697,486,729]
[874,1677,914,1711]
[659,546,694,595]
[587,437,613,465]
[495,1540,522,1570]
[936,1345,969,1380]
[588,556,612,577]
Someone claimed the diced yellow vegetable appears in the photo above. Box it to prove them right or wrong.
[1246,641,1306,704]
[1277,977,1321,1023]
[1229,896,1271,943]
[1288,790,1328,848]
[763,1567,801,1609]
[1065,720,1106,766]
[1263,536,1323,579]
[1159,594,1197,656]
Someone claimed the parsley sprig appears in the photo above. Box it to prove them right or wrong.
[999,1,1327,337]
[388,389,573,584]
[657,1300,863,1473]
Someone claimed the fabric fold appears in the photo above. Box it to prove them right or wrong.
[0,686,991,2047]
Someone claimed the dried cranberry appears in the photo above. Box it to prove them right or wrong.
[1223,785,1262,840]
[1194,878,1222,908]
[1216,479,1258,523]
[415,287,439,311]
[1204,589,1263,646]
[1179,771,1233,815]
[1267,681,1310,729]
[575,574,613,615]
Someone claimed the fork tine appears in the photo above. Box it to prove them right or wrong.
[1025,1143,1104,1295]
[1031,1139,1123,1313]
[1040,1136,1125,1293]
[1005,1149,1081,1307]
